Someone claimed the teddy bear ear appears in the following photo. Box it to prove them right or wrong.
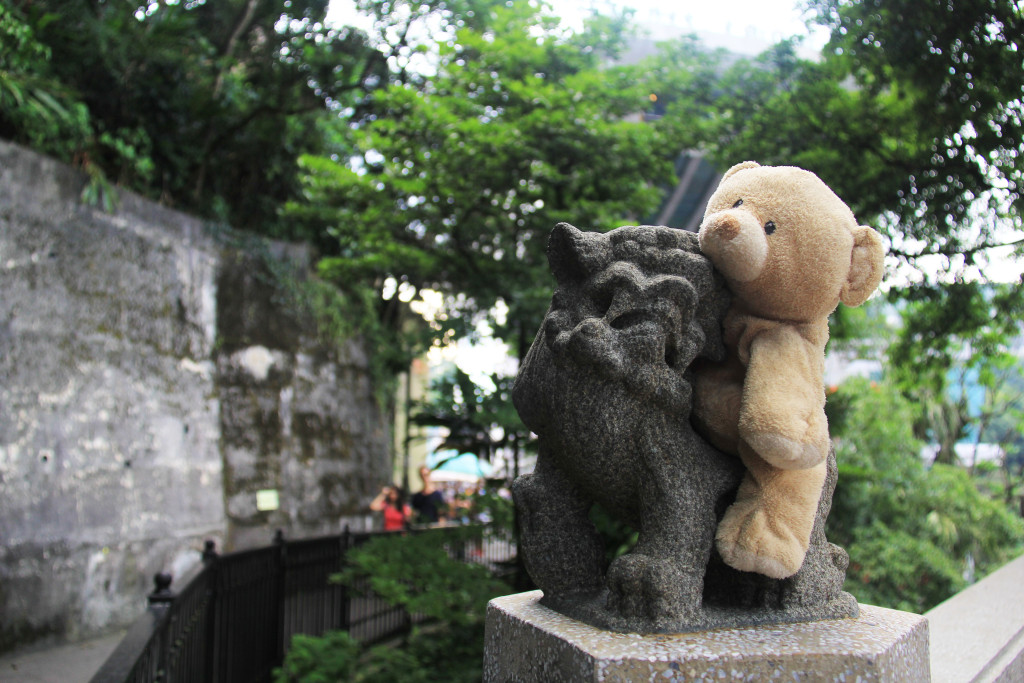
[840,225,885,307]
[722,161,760,180]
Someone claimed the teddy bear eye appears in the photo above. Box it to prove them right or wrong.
[732,199,744,208]
[764,220,776,235]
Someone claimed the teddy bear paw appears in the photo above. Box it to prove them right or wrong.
[716,506,806,579]
[744,430,827,470]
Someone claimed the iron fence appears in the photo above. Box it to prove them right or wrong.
[89,525,516,683]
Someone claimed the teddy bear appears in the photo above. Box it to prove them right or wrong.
[692,161,885,580]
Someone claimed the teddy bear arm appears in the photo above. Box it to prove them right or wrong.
[738,325,829,470]
[692,355,745,454]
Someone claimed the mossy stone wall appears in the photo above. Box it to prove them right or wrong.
[0,141,389,654]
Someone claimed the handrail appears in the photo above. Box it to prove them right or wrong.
[926,552,1024,683]
[89,525,514,683]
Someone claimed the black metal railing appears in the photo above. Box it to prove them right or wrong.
[89,525,516,683]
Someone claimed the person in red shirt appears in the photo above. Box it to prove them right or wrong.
[370,485,411,531]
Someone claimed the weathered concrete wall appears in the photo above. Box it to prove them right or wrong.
[0,141,389,653]
[214,247,389,550]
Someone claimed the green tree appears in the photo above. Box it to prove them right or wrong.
[1,0,387,232]
[288,1,678,359]
[827,377,1024,612]
[413,366,528,468]
[964,354,1024,512]
[0,5,92,160]
[275,529,510,682]
[685,0,1024,274]
[887,281,1024,464]
[807,0,1024,265]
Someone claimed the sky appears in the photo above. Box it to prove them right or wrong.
[326,0,831,57]
[570,0,830,54]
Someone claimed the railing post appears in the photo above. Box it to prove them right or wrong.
[274,529,287,667]
[202,539,218,564]
[148,572,175,605]
[202,540,219,683]
[87,572,177,683]
[340,525,351,632]
[146,572,174,681]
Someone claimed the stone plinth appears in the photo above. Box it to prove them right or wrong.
[484,591,930,682]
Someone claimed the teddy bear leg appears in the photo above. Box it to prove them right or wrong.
[692,355,745,454]
[512,453,606,598]
[715,446,827,579]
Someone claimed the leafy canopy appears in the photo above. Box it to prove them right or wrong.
[288,1,678,358]
[663,0,1024,277]
[1,0,386,232]
[827,377,1024,612]
[276,527,511,683]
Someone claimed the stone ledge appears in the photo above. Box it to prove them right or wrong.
[484,590,930,682]
[926,553,1024,683]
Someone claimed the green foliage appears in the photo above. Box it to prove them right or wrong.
[641,0,1024,278]
[475,488,516,537]
[890,282,1024,381]
[355,632,470,683]
[274,529,510,682]
[699,44,930,241]
[638,36,733,151]
[274,623,485,683]
[827,298,892,353]
[827,377,1024,612]
[273,630,361,683]
[589,503,638,562]
[289,1,677,358]
[336,529,507,625]
[970,362,1024,506]
[7,0,1020,410]
[414,366,529,463]
[2,0,385,233]
[809,0,1024,252]
[0,5,91,151]
[887,281,1024,464]
[844,523,965,613]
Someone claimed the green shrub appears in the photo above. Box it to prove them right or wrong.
[275,528,511,682]
[273,630,361,683]
[828,377,1024,612]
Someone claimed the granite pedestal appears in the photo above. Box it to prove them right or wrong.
[484,591,930,682]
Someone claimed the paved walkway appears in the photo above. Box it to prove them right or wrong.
[0,632,124,683]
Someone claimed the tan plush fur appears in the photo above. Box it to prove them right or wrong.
[693,161,885,578]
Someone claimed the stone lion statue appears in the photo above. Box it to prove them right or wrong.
[511,223,856,634]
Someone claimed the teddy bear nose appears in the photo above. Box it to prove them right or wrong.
[708,213,741,240]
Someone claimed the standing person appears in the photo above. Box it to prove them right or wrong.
[411,465,447,524]
[369,485,410,531]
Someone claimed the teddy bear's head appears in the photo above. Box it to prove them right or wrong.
[698,161,884,322]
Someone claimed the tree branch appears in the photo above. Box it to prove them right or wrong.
[214,0,260,98]
[887,235,1024,261]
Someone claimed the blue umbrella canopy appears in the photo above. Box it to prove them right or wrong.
[428,450,493,478]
